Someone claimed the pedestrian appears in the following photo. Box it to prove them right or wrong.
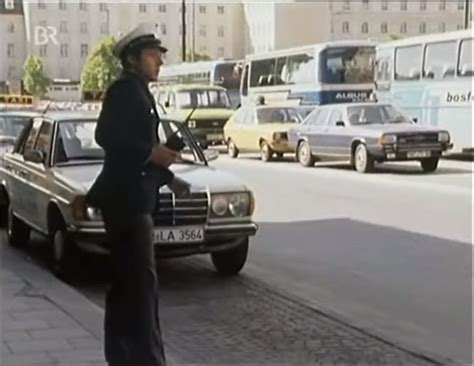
[86,23,191,366]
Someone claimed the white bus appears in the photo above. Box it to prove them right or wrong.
[240,41,377,106]
[375,30,473,153]
[157,59,242,108]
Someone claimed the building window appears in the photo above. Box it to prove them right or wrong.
[139,4,146,12]
[343,0,350,10]
[458,0,465,10]
[80,22,88,34]
[161,23,167,36]
[101,23,108,34]
[100,3,107,11]
[439,0,446,10]
[439,23,446,32]
[217,26,224,38]
[199,25,207,37]
[79,1,87,11]
[423,41,457,79]
[217,5,224,14]
[39,45,47,57]
[159,4,166,12]
[38,0,46,9]
[381,22,388,33]
[420,0,427,11]
[81,44,88,58]
[59,0,66,10]
[5,0,14,10]
[381,0,388,10]
[401,0,408,10]
[362,22,369,34]
[8,66,15,78]
[60,44,68,57]
[419,22,427,33]
[7,43,14,58]
[401,22,408,34]
[7,23,14,33]
[217,47,225,57]
[60,21,67,33]
[362,0,369,10]
[342,21,350,33]
[199,5,206,14]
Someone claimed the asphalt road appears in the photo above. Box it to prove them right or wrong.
[209,154,473,364]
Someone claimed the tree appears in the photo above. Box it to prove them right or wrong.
[80,36,121,93]
[186,50,212,62]
[22,55,51,97]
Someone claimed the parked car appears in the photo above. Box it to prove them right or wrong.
[0,111,258,279]
[224,102,314,161]
[0,111,38,156]
[154,84,234,147]
[288,103,453,173]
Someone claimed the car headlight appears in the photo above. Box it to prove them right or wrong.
[211,192,252,218]
[438,131,450,142]
[188,120,196,128]
[86,206,103,221]
[379,134,397,144]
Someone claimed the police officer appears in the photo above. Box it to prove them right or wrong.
[87,24,190,366]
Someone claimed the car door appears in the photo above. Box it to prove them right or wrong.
[225,107,247,149]
[8,118,42,223]
[241,108,259,151]
[306,107,330,157]
[323,107,352,159]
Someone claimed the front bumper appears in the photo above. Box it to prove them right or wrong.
[190,128,225,145]
[368,142,453,161]
[69,222,258,257]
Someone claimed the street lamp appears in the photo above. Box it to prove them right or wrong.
[464,0,470,29]
[181,0,186,62]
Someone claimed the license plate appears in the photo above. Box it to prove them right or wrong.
[154,227,204,244]
[407,151,431,158]
[207,134,223,141]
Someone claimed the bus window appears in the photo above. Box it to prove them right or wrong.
[320,47,374,84]
[458,39,473,77]
[286,53,316,84]
[423,41,457,80]
[395,45,422,81]
[274,57,288,85]
[250,58,276,87]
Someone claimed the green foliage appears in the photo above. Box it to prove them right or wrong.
[22,55,51,97]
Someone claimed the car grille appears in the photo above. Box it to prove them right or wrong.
[153,192,208,226]
[398,133,438,144]
[194,119,227,129]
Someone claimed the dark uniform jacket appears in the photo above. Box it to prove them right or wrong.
[86,71,174,214]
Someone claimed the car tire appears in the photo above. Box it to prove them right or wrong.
[50,223,81,282]
[228,139,239,158]
[260,141,273,162]
[420,157,439,173]
[354,144,374,173]
[211,238,249,276]
[7,207,30,248]
[297,141,315,167]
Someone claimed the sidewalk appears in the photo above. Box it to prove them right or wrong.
[1,244,106,366]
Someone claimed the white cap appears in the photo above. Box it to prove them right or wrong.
[113,23,167,58]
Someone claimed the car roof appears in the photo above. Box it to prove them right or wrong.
[320,102,391,109]
[0,110,40,118]
[41,111,99,122]
[255,104,314,110]
[167,84,227,92]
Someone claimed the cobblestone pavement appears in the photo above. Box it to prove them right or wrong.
[78,258,447,366]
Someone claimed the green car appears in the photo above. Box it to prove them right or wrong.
[154,84,234,146]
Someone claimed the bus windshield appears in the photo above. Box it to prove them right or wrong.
[320,46,375,84]
[176,90,231,109]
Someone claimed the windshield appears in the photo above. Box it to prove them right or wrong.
[347,105,412,125]
[55,120,204,165]
[176,90,231,109]
[0,116,30,142]
[257,107,307,124]
[214,62,242,90]
[320,46,375,84]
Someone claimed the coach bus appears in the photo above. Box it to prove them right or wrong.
[375,30,472,153]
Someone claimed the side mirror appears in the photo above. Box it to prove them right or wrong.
[24,150,45,164]
[335,121,346,127]
[164,101,170,108]
[204,149,219,162]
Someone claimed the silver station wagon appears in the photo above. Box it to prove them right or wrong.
[0,111,258,278]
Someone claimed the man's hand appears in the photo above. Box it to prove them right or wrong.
[167,176,191,198]
[150,145,178,168]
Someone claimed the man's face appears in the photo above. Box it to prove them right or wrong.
[136,48,164,82]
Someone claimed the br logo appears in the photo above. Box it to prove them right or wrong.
[34,26,59,46]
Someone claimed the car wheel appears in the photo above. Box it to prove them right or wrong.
[354,144,374,173]
[228,139,239,158]
[420,157,439,173]
[7,206,30,248]
[260,141,273,162]
[211,238,249,276]
[297,141,315,167]
[51,224,81,282]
